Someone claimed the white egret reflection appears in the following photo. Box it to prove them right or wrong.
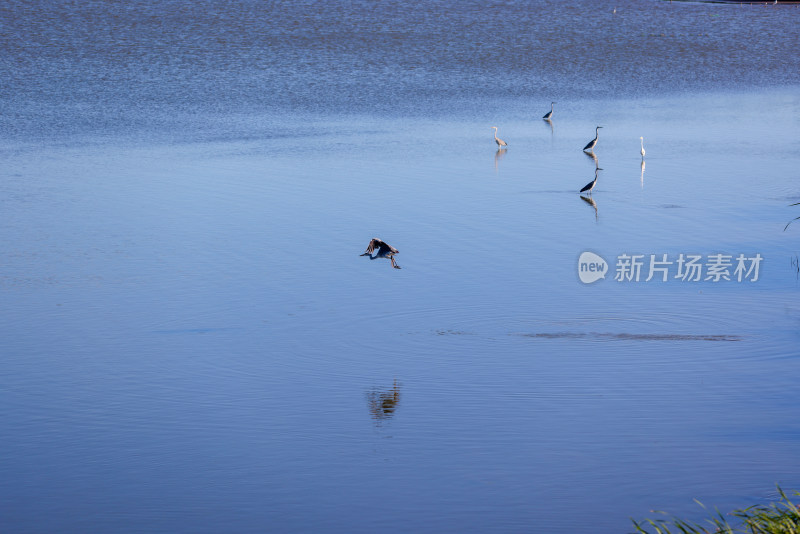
[640,159,646,188]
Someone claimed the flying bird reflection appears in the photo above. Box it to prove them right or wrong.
[367,380,401,423]
[361,238,401,269]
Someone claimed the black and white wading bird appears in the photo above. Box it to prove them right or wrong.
[491,126,507,148]
[583,126,602,152]
[543,102,555,121]
[361,238,401,269]
[580,167,603,195]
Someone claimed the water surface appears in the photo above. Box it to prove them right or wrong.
[1,1,800,533]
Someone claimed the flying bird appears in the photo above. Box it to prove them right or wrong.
[640,136,646,158]
[583,126,603,152]
[543,102,555,121]
[580,167,603,195]
[491,126,507,148]
[361,238,401,269]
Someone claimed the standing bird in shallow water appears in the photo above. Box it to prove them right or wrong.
[361,238,401,269]
[543,102,555,121]
[583,126,602,152]
[640,136,646,159]
[491,126,507,148]
[580,167,603,195]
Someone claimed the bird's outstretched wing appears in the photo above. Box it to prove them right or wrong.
[361,238,380,256]
[361,238,399,256]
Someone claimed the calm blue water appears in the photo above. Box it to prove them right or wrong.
[2,1,800,533]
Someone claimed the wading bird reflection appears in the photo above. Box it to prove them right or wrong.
[491,126,507,148]
[580,167,603,194]
[361,238,401,269]
[640,159,646,188]
[583,126,602,152]
[494,146,507,171]
[543,102,555,121]
[581,195,598,221]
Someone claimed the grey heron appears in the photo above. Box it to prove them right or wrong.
[640,136,646,158]
[579,167,603,194]
[543,102,555,121]
[491,126,507,148]
[361,238,401,269]
[583,126,602,152]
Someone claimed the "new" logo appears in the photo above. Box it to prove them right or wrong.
[578,252,608,284]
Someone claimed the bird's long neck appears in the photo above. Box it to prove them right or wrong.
[640,138,644,149]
